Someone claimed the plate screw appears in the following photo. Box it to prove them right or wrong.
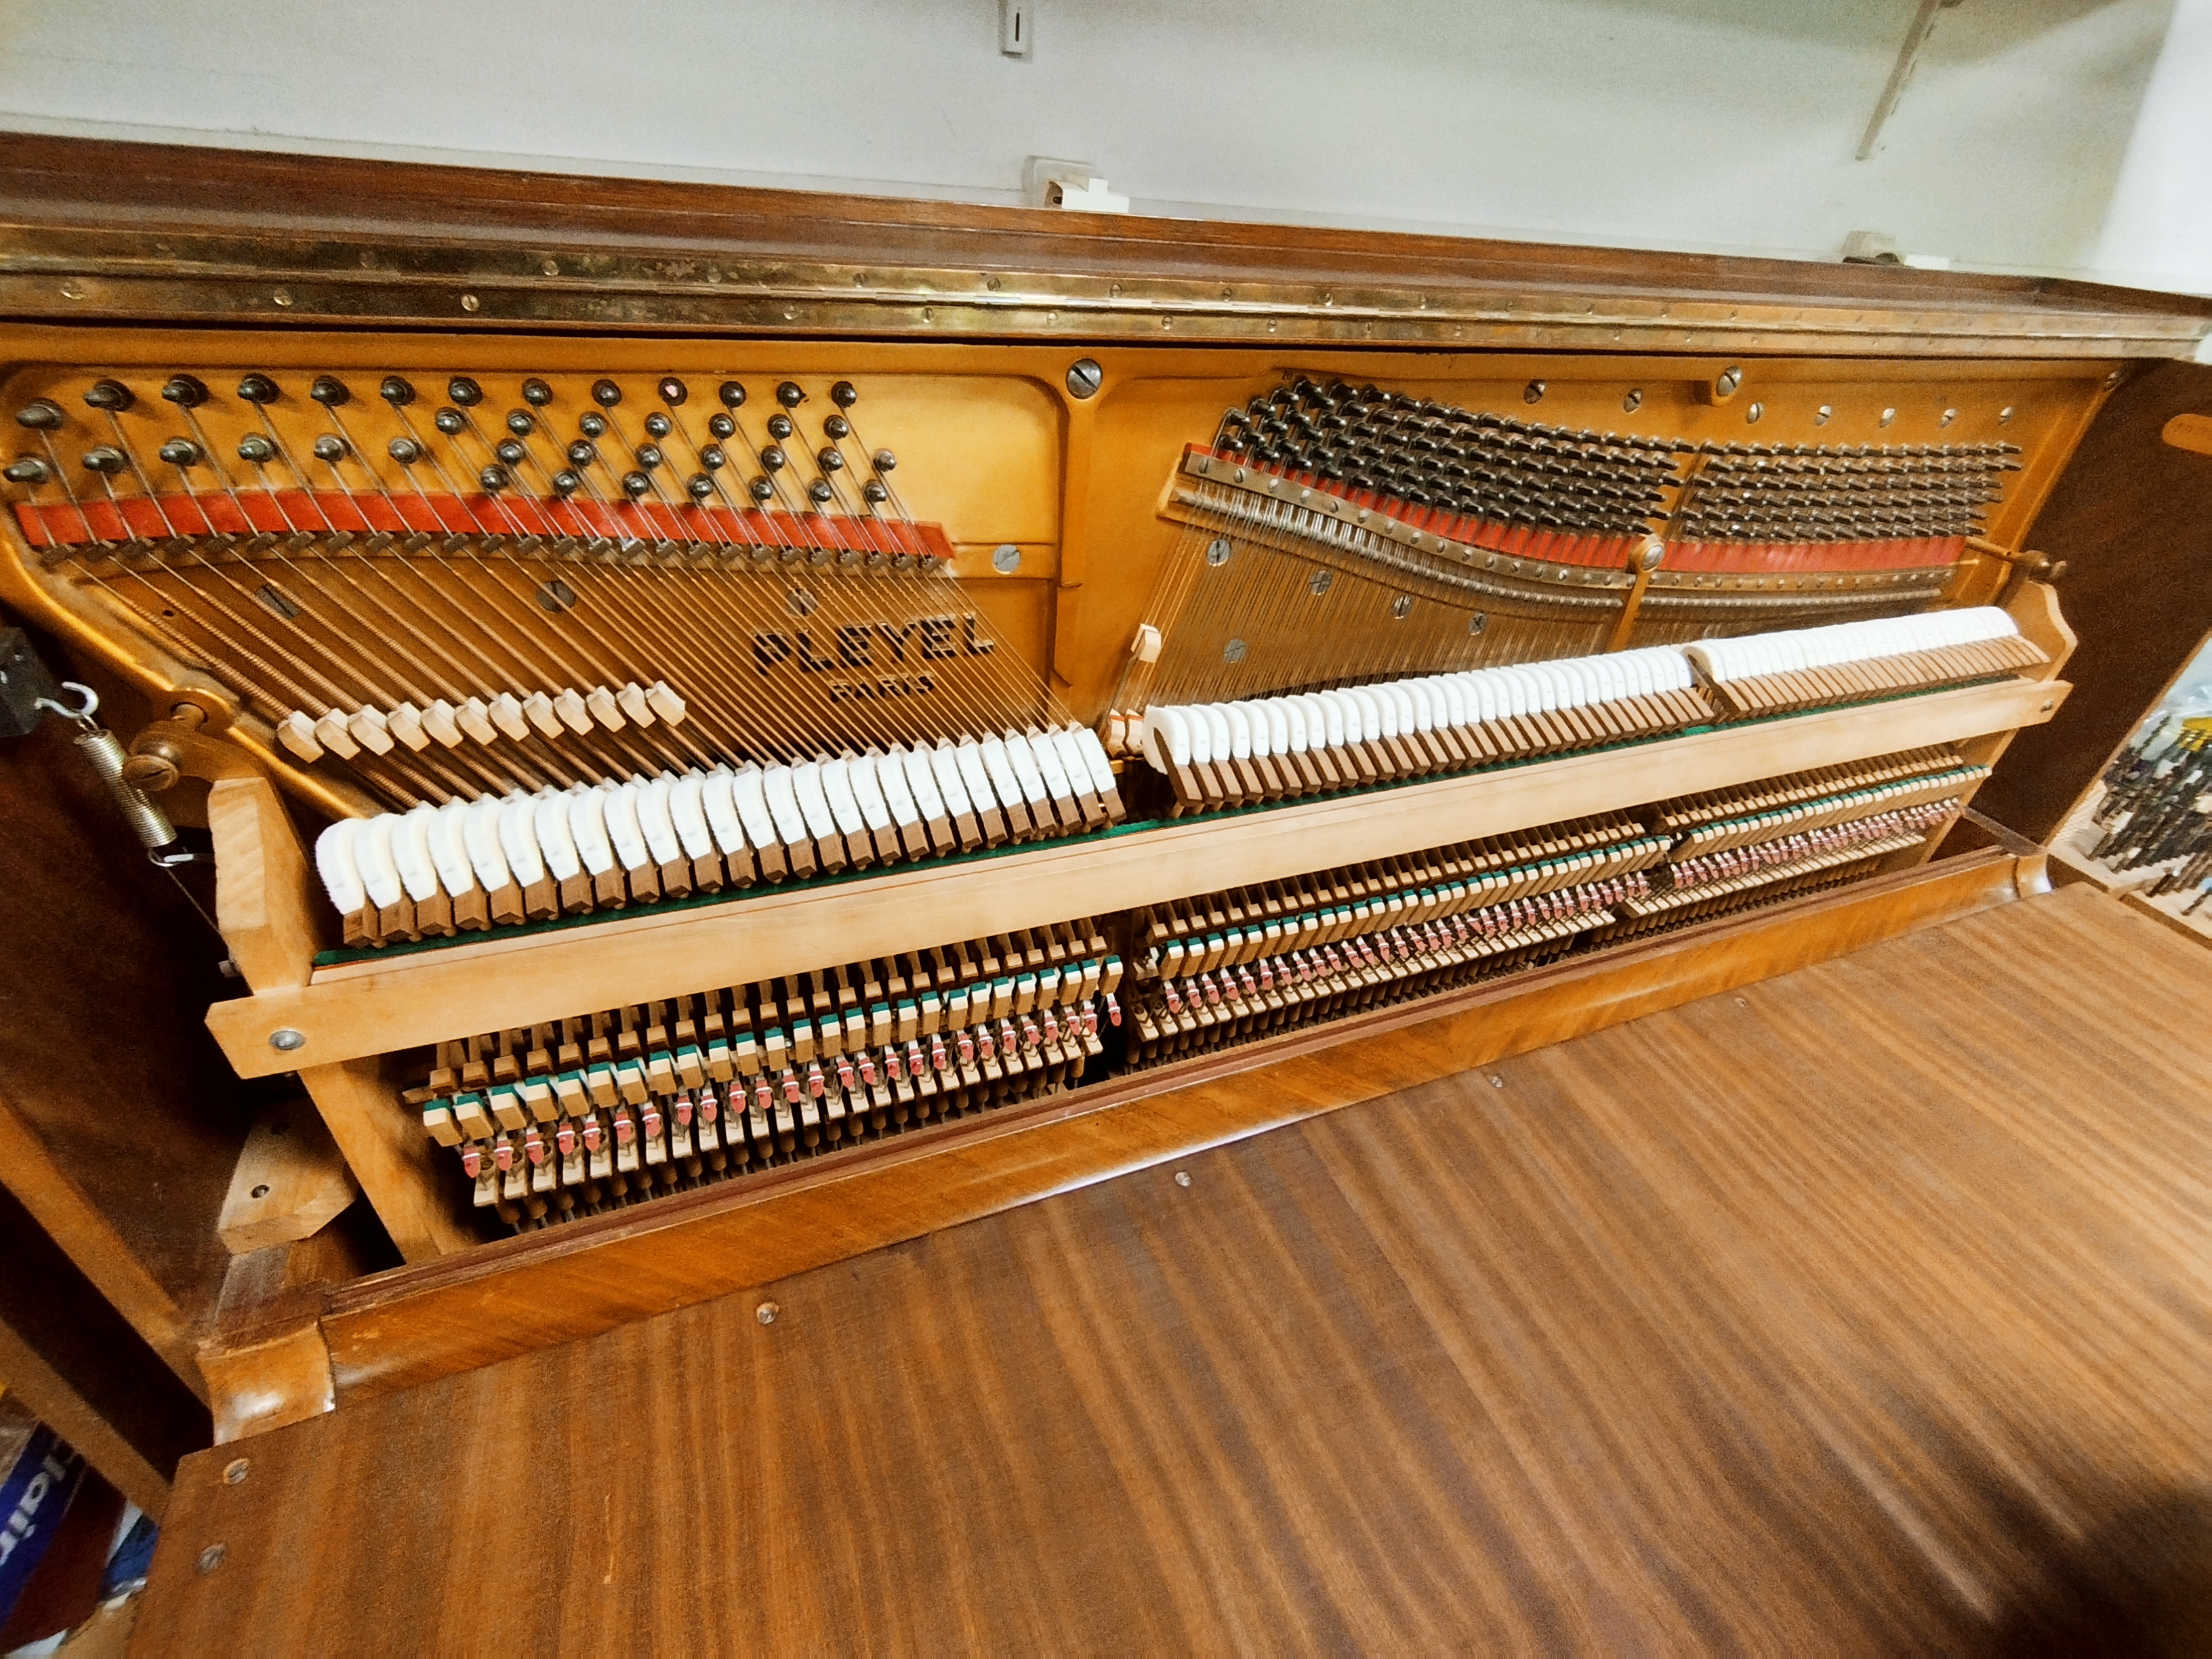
[460,293,480,313]
[991,544,1021,573]
[541,259,559,276]
[756,1300,779,1326]
[269,1028,305,1052]
[272,289,292,308]
[1622,388,1643,413]
[1490,1074,1505,1088]
[223,1458,249,1485]
[1715,365,1743,397]
[197,1544,226,1575]
[250,1184,270,1200]
[1173,1170,1191,1187]
[1065,359,1103,399]
[1523,379,1546,404]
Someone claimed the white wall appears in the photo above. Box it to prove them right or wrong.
[0,0,2206,293]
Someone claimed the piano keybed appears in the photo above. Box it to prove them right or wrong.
[407,918,1122,1225]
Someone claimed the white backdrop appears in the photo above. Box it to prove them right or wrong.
[0,0,2206,293]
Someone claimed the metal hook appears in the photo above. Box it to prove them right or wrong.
[33,680,99,728]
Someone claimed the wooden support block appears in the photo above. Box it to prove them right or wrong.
[217,1104,363,1254]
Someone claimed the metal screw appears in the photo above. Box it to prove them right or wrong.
[1814,405,1834,426]
[1489,1074,1505,1088]
[223,1458,249,1485]
[541,259,560,277]
[756,1301,779,1326]
[58,282,83,300]
[1222,638,1246,664]
[250,1183,270,1200]
[459,293,480,313]
[1622,388,1643,413]
[1205,538,1233,568]
[1879,407,1897,426]
[1065,359,1103,399]
[272,289,293,308]
[985,275,1001,290]
[268,1029,305,1052]
[1716,365,1743,396]
[1940,407,1958,426]
[1174,1170,1191,1187]
[1736,996,1749,1007]
[197,1544,226,1575]
[1523,379,1546,404]
[1999,406,2015,423]
[991,544,1021,573]
[1745,401,1763,424]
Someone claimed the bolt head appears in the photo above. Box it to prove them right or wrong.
[1065,359,1104,400]
[269,1028,306,1052]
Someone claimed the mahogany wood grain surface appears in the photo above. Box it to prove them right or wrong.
[137,886,2212,1651]
[1981,359,2212,840]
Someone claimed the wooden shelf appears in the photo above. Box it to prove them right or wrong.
[204,672,2068,1080]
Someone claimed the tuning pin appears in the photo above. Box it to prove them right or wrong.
[237,374,279,405]
[550,469,581,495]
[816,447,844,473]
[806,479,834,506]
[759,445,787,473]
[747,476,775,502]
[657,377,687,407]
[380,375,415,406]
[15,399,62,430]
[83,379,133,413]
[708,412,735,441]
[642,412,671,440]
[160,375,209,409]
[591,379,622,408]
[308,375,350,407]
[872,449,896,474]
[862,479,888,504]
[447,376,483,407]
[495,440,525,466]
[388,437,422,466]
[518,377,552,407]
[312,434,347,464]
[237,434,275,464]
[830,380,857,409]
[775,381,804,409]
[823,413,851,441]
[478,465,510,492]
[634,444,662,471]
[699,445,726,471]
[718,381,746,409]
[3,457,49,485]
[157,438,201,468]
[620,472,651,498]
[685,474,714,501]
[579,412,607,439]
[766,413,794,441]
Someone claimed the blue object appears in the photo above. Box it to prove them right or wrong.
[0,1427,87,1624]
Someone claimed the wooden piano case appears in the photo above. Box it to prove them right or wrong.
[0,134,2207,1551]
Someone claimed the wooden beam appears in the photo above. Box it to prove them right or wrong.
[204,674,2069,1078]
